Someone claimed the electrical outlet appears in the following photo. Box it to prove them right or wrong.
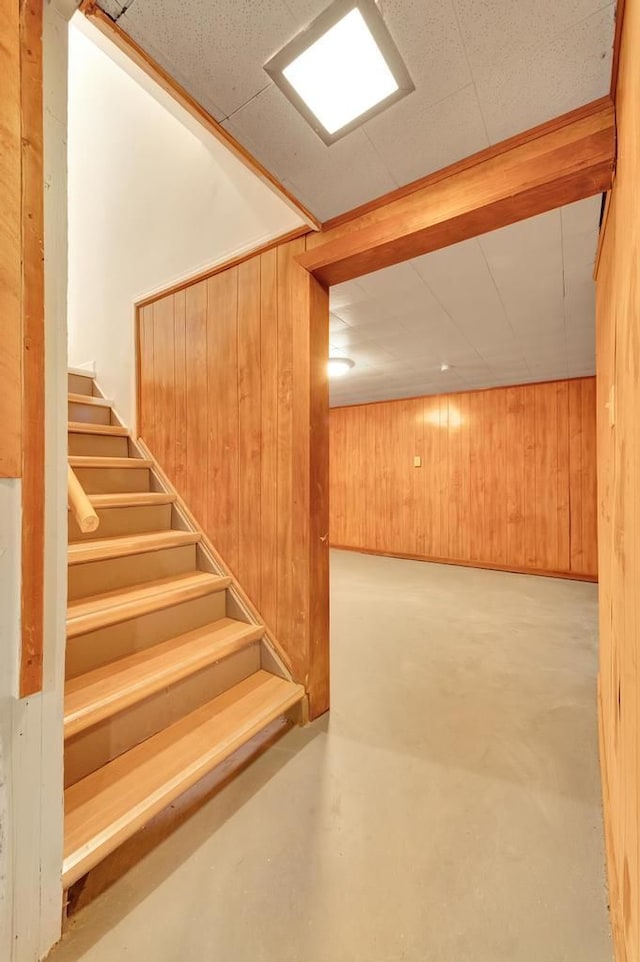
[413,456,422,467]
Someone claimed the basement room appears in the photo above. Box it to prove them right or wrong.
[2,1,636,962]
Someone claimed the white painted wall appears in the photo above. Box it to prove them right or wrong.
[0,2,71,959]
[67,17,306,428]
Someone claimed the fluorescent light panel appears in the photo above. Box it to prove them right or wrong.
[265,0,414,145]
[283,9,398,135]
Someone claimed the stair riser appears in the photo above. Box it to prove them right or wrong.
[64,645,260,788]
[68,504,172,542]
[68,434,129,458]
[73,465,151,494]
[68,401,112,426]
[68,373,94,396]
[68,544,198,601]
[65,591,228,678]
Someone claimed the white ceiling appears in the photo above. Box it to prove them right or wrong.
[328,196,599,406]
[96,0,616,220]
[93,0,611,401]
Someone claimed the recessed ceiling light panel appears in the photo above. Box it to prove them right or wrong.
[265,0,414,145]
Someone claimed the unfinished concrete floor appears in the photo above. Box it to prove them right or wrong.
[51,550,612,961]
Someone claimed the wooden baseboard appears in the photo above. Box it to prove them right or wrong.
[330,544,598,583]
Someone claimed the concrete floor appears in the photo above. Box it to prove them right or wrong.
[51,550,612,961]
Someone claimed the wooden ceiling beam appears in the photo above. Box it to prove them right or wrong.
[300,97,615,286]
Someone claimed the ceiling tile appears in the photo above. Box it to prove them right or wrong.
[469,5,615,143]
[376,0,471,97]
[364,84,489,186]
[282,149,396,221]
[122,0,295,118]
[453,0,612,70]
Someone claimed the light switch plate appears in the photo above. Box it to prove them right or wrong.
[414,456,422,467]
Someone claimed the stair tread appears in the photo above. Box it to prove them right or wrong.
[63,670,303,886]
[64,617,264,739]
[69,456,152,469]
[68,422,128,436]
[89,492,176,508]
[67,571,231,638]
[68,393,112,407]
[68,530,201,565]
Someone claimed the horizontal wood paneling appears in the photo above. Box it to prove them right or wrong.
[330,378,597,579]
[595,0,639,956]
[137,237,330,717]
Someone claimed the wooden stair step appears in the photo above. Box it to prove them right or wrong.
[68,422,128,437]
[69,456,152,469]
[63,670,304,886]
[64,617,265,739]
[89,492,176,509]
[68,393,112,407]
[68,530,201,565]
[67,571,231,638]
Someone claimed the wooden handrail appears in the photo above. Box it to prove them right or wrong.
[68,465,99,534]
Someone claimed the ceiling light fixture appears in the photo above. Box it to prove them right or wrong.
[328,357,355,378]
[440,363,451,372]
[265,0,414,145]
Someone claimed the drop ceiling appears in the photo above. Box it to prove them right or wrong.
[96,0,615,221]
[328,196,599,406]
[93,0,614,404]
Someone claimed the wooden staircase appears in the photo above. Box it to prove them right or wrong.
[64,371,305,889]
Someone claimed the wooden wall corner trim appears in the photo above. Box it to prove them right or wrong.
[79,0,320,232]
[19,0,45,696]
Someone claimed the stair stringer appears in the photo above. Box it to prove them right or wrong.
[132,436,305,714]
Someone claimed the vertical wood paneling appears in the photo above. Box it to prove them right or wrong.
[468,390,485,563]
[275,243,295,653]
[506,387,525,567]
[173,290,187,496]
[184,282,207,522]
[595,2,640,956]
[329,378,597,579]
[1,0,46,693]
[522,384,537,569]
[0,0,22,477]
[259,248,278,631]
[153,295,175,479]
[137,237,330,717]
[206,270,239,572]
[237,258,262,604]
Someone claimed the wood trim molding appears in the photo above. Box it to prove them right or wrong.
[135,226,310,308]
[302,97,615,285]
[20,0,45,696]
[79,0,320,231]
[331,546,598,584]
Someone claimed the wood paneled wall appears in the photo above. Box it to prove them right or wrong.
[595,0,640,957]
[137,237,330,717]
[1,0,45,694]
[330,378,597,579]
